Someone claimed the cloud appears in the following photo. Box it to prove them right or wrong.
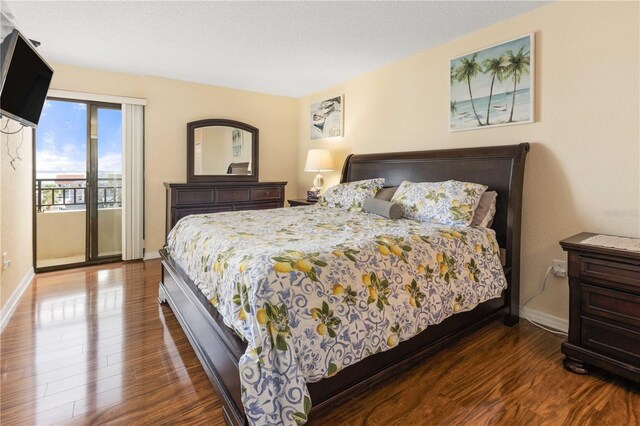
[62,143,81,155]
[36,130,86,173]
[36,150,122,174]
[98,152,122,173]
[41,131,56,150]
[36,149,86,174]
[36,122,121,174]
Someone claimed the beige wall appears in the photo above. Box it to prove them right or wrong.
[296,2,640,322]
[0,123,33,309]
[48,64,299,256]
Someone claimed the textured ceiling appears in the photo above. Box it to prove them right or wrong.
[4,1,547,98]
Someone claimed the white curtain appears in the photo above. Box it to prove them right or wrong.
[121,104,144,260]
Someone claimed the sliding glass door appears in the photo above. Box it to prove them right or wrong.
[90,104,122,259]
[35,99,122,270]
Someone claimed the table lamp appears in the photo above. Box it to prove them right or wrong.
[304,149,333,200]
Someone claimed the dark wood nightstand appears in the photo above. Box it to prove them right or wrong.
[288,199,317,207]
[560,232,640,383]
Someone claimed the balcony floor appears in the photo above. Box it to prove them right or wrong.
[37,255,86,269]
[37,252,122,269]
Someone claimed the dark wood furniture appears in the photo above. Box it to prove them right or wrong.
[288,198,317,207]
[165,182,287,235]
[187,119,259,183]
[159,143,530,425]
[560,232,640,382]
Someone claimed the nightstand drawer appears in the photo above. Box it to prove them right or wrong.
[581,316,640,365]
[216,188,250,203]
[174,189,215,205]
[580,257,640,293]
[581,283,640,328]
[252,187,282,201]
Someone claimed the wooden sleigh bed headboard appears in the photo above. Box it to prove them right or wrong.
[340,143,530,323]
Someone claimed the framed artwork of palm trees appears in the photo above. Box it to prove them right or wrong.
[450,34,533,132]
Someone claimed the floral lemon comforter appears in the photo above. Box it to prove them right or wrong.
[166,205,507,425]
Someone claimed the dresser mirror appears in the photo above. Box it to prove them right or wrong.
[187,119,259,182]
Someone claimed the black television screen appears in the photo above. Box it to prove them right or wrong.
[0,29,53,128]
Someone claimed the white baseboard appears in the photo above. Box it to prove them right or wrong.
[143,251,161,260]
[1,267,35,333]
[520,306,568,333]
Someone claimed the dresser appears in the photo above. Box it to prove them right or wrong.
[560,232,640,382]
[165,182,287,235]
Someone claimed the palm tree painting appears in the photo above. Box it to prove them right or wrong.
[482,55,506,125]
[454,53,483,126]
[504,47,531,122]
[450,34,533,132]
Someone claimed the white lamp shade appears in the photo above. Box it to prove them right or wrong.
[304,149,334,172]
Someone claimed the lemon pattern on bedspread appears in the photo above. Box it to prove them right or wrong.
[166,205,507,425]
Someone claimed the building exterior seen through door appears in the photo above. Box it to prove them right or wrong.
[34,98,122,271]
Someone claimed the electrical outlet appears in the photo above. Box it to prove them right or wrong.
[552,259,567,277]
[2,252,11,270]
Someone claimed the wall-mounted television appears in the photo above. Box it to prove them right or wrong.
[0,29,53,128]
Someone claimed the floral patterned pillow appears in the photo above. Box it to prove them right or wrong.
[318,178,385,212]
[390,180,487,226]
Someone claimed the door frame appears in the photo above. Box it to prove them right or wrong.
[33,97,123,273]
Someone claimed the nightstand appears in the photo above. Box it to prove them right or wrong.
[288,199,317,207]
[560,232,640,383]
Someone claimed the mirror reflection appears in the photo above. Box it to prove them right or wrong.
[193,126,253,175]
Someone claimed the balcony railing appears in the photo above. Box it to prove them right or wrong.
[35,178,122,213]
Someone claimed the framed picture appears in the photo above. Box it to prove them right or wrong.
[232,129,243,157]
[310,95,343,140]
[450,33,534,132]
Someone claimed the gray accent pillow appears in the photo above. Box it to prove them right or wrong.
[362,198,403,220]
[374,186,398,201]
[471,191,498,227]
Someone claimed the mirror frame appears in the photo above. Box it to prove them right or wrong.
[187,119,259,183]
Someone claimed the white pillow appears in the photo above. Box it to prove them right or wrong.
[319,178,385,212]
[390,180,487,226]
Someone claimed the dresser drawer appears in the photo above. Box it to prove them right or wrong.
[233,202,281,212]
[580,256,640,293]
[581,283,640,328]
[252,186,282,201]
[174,206,232,225]
[216,188,250,203]
[581,316,640,366]
[174,189,215,205]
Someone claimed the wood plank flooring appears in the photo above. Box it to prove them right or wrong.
[1,260,638,425]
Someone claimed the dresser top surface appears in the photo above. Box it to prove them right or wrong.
[165,181,287,189]
[560,232,640,262]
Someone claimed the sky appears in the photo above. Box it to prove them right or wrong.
[450,35,531,102]
[36,99,122,178]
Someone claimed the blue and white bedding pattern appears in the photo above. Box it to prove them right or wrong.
[166,205,507,425]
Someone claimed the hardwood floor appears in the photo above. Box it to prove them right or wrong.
[1,260,638,425]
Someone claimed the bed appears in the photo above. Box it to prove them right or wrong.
[158,143,529,425]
